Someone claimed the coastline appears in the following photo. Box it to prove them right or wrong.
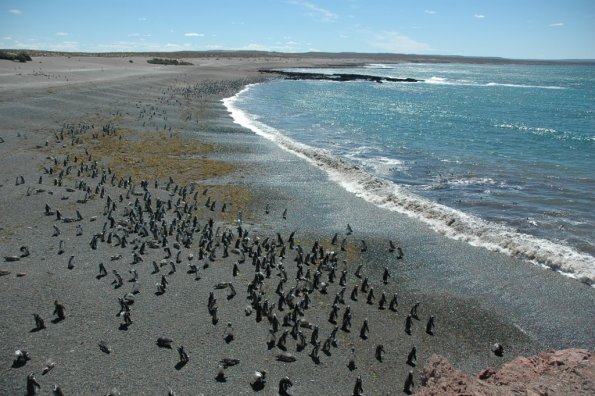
[223,82,595,285]
[0,55,593,395]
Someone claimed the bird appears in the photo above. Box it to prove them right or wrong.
[157,337,173,348]
[276,352,297,362]
[26,372,40,395]
[251,370,267,390]
[98,340,111,354]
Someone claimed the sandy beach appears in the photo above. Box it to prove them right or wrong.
[0,55,593,395]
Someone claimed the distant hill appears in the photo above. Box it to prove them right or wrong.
[0,49,593,66]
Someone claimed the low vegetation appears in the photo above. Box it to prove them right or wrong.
[147,58,193,66]
[0,50,32,62]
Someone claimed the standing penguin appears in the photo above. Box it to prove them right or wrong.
[53,300,66,321]
[26,372,40,395]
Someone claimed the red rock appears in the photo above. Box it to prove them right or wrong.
[416,349,593,396]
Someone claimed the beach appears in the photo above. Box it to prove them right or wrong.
[0,55,593,395]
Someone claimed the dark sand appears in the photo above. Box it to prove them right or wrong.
[0,55,593,395]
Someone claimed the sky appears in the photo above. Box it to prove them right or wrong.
[1,0,594,60]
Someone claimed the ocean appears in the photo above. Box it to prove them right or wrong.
[223,62,595,283]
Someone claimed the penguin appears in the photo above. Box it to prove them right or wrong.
[388,240,396,253]
[426,315,435,335]
[348,347,356,370]
[492,343,504,357]
[52,385,64,396]
[223,322,234,343]
[157,337,173,349]
[403,371,414,394]
[383,267,390,284]
[389,293,399,311]
[407,346,417,366]
[42,360,56,375]
[98,340,111,354]
[378,291,387,310]
[309,341,321,361]
[410,302,420,318]
[177,346,189,364]
[350,285,359,301]
[26,372,40,395]
[277,330,289,350]
[279,376,293,395]
[276,352,297,362]
[14,349,31,365]
[375,344,385,362]
[33,314,45,331]
[251,370,267,390]
[405,314,413,335]
[215,364,226,382]
[360,240,367,253]
[53,300,66,321]
[322,337,332,354]
[366,287,375,305]
[112,270,123,288]
[360,318,369,339]
[97,262,108,279]
[353,375,363,396]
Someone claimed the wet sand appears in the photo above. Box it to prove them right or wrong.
[0,55,593,395]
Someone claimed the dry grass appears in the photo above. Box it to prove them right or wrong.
[48,127,254,221]
[89,130,234,185]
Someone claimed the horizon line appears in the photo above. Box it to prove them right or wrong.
[1,48,594,64]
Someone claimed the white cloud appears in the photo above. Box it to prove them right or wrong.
[3,36,13,40]
[138,17,147,21]
[9,9,22,15]
[549,22,564,27]
[425,10,437,15]
[55,32,68,36]
[128,33,140,37]
[474,14,485,19]
[13,40,79,51]
[289,0,338,22]
[372,31,432,54]
[184,32,204,37]
[240,43,271,51]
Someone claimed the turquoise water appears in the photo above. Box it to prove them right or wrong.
[224,63,595,281]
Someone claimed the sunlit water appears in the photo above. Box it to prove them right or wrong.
[224,63,595,282]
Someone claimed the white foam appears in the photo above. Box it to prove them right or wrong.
[364,63,399,69]
[425,76,565,90]
[222,86,595,285]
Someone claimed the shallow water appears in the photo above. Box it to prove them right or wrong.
[223,63,595,282]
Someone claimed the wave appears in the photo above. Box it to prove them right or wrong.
[222,85,595,285]
[495,124,594,142]
[425,76,565,90]
[364,63,400,69]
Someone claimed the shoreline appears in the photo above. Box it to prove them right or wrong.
[222,80,594,285]
[0,55,593,395]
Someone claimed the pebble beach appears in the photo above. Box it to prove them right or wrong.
[0,54,593,395]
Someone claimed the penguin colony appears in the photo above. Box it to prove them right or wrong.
[3,80,460,396]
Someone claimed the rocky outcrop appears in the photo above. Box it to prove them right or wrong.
[259,69,422,83]
[416,349,593,395]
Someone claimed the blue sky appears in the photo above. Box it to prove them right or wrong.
[1,0,594,59]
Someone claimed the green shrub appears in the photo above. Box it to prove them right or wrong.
[147,58,192,66]
[0,51,32,62]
